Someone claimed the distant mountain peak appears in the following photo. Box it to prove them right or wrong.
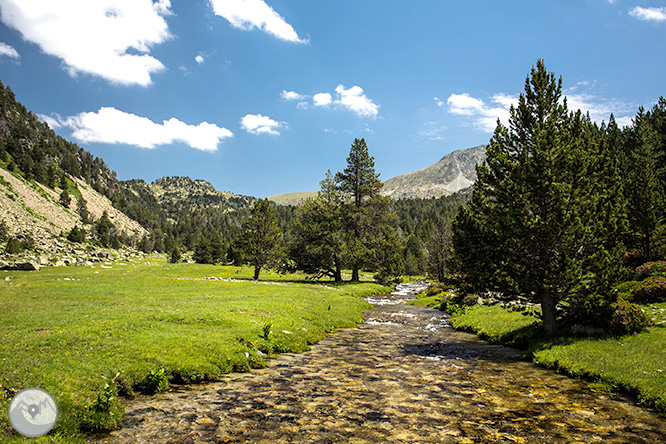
[381,144,486,200]
[268,145,487,205]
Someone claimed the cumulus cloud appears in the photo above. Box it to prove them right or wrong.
[240,113,283,135]
[281,90,306,101]
[47,107,232,151]
[446,93,515,132]
[208,0,306,43]
[285,85,380,118]
[629,6,666,22]
[444,88,635,133]
[195,54,205,64]
[313,92,333,107]
[0,0,172,86]
[335,85,380,118]
[0,42,19,58]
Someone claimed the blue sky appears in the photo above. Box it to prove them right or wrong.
[0,0,664,197]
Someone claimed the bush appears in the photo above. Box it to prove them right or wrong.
[80,373,124,432]
[635,261,666,278]
[67,226,86,243]
[632,276,666,303]
[425,282,449,296]
[608,300,651,336]
[5,237,23,254]
[136,367,168,394]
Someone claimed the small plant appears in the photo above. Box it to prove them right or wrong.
[137,367,168,394]
[80,372,124,432]
[608,300,651,336]
[259,322,272,340]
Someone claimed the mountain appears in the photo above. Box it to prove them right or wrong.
[266,190,318,206]
[149,176,255,215]
[381,145,486,199]
[268,145,487,205]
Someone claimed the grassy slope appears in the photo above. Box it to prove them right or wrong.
[0,258,390,442]
[449,304,666,416]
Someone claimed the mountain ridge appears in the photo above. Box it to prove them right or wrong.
[268,144,487,205]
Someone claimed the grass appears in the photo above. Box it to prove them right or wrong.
[0,258,391,442]
[449,304,666,416]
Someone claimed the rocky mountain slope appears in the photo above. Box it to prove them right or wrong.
[149,176,255,214]
[381,145,486,199]
[268,145,487,204]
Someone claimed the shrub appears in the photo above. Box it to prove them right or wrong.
[608,300,651,336]
[80,372,124,432]
[632,276,666,303]
[5,237,23,254]
[425,282,450,296]
[67,226,86,243]
[635,261,666,278]
[136,367,168,394]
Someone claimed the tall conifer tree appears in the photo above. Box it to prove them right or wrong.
[452,61,623,334]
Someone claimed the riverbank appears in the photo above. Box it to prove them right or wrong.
[103,287,666,443]
[448,303,666,417]
[0,258,390,442]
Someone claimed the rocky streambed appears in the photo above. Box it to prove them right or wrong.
[104,284,666,443]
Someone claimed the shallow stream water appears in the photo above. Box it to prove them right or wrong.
[104,284,666,443]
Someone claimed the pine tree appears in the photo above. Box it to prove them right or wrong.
[335,138,387,281]
[452,60,624,334]
[291,170,346,281]
[238,198,282,280]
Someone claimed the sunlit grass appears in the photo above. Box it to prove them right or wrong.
[0,257,390,442]
[449,304,666,416]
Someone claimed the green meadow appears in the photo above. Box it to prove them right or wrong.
[0,257,390,441]
[449,304,666,416]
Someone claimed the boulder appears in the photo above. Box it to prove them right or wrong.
[9,260,40,271]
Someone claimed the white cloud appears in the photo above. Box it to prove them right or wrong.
[446,93,515,132]
[629,6,666,22]
[281,90,305,101]
[0,42,19,58]
[313,92,333,107]
[240,113,283,135]
[286,85,380,118]
[447,93,486,116]
[445,88,635,133]
[208,0,306,43]
[565,93,634,127]
[434,97,445,107]
[418,122,447,141]
[335,85,380,118]
[49,107,232,151]
[0,0,172,86]
[195,54,205,64]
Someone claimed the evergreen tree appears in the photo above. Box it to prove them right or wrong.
[291,170,346,281]
[623,107,664,261]
[77,197,90,224]
[67,226,86,243]
[193,237,213,264]
[59,189,71,208]
[238,198,282,280]
[452,61,624,334]
[335,138,389,281]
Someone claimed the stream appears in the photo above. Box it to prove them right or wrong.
[104,284,666,443]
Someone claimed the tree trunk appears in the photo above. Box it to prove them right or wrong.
[253,265,260,280]
[539,287,558,334]
[334,259,342,282]
[351,265,360,282]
